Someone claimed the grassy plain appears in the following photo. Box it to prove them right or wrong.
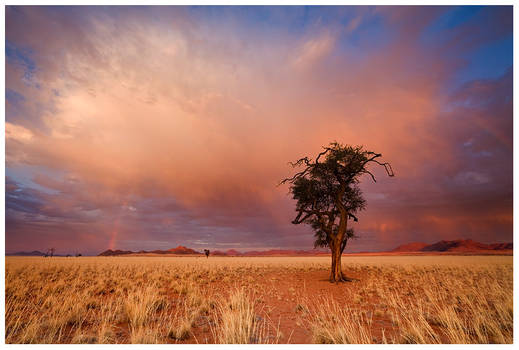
[5,255,513,344]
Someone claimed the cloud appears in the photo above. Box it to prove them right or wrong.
[292,31,335,69]
[5,6,512,254]
[6,123,33,142]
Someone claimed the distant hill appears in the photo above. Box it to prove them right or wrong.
[98,246,329,256]
[392,239,513,253]
[98,246,202,256]
[391,242,428,252]
[211,250,228,256]
[209,248,329,256]
[242,249,329,256]
[225,249,243,256]
[167,246,199,254]
[97,239,512,257]
[488,242,514,250]
[7,250,46,256]
[98,249,134,256]
[6,250,76,257]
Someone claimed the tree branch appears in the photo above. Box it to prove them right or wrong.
[292,207,336,224]
[361,169,377,183]
[347,213,358,222]
[371,160,395,177]
[288,157,311,168]
[279,167,310,185]
[315,147,331,164]
[292,210,314,224]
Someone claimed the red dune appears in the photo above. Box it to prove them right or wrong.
[98,247,202,256]
[224,249,243,256]
[392,242,429,252]
[394,239,512,253]
[210,250,227,256]
[98,249,134,256]
[167,246,200,255]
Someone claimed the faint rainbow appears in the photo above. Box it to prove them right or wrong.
[108,200,128,250]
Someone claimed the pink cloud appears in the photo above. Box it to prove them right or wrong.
[6,7,512,254]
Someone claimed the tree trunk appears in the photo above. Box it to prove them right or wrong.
[329,212,353,283]
[330,237,356,282]
[331,238,343,282]
[329,239,337,282]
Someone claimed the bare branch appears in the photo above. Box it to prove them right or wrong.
[362,169,377,183]
[383,162,395,177]
[315,147,331,164]
[292,210,313,224]
[370,160,395,177]
[361,153,381,167]
[278,167,310,186]
[347,213,358,222]
[288,157,311,168]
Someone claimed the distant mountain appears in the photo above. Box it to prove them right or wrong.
[392,239,513,253]
[98,246,202,256]
[421,239,483,252]
[225,249,243,256]
[98,249,134,256]
[211,250,227,256]
[7,250,46,256]
[392,242,428,252]
[391,242,429,252]
[6,250,76,257]
[488,242,513,250]
[98,246,329,256]
[209,248,329,256]
[167,246,199,255]
[98,239,512,257]
[242,249,329,256]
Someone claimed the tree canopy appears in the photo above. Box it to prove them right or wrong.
[281,142,393,282]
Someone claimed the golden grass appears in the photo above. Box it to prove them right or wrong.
[306,262,512,344]
[310,298,374,344]
[5,255,513,344]
[211,288,281,343]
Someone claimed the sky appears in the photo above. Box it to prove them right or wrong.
[5,6,513,255]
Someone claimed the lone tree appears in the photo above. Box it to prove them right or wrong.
[281,142,393,283]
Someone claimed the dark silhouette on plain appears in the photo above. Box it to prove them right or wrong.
[280,142,393,283]
[44,248,55,258]
[204,249,210,258]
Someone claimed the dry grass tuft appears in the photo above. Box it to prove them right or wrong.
[211,288,280,344]
[310,299,373,344]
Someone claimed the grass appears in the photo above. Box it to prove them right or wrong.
[5,255,513,344]
[211,288,281,343]
[310,298,374,344]
[307,263,512,344]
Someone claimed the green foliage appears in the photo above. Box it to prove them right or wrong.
[283,142,389,250]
